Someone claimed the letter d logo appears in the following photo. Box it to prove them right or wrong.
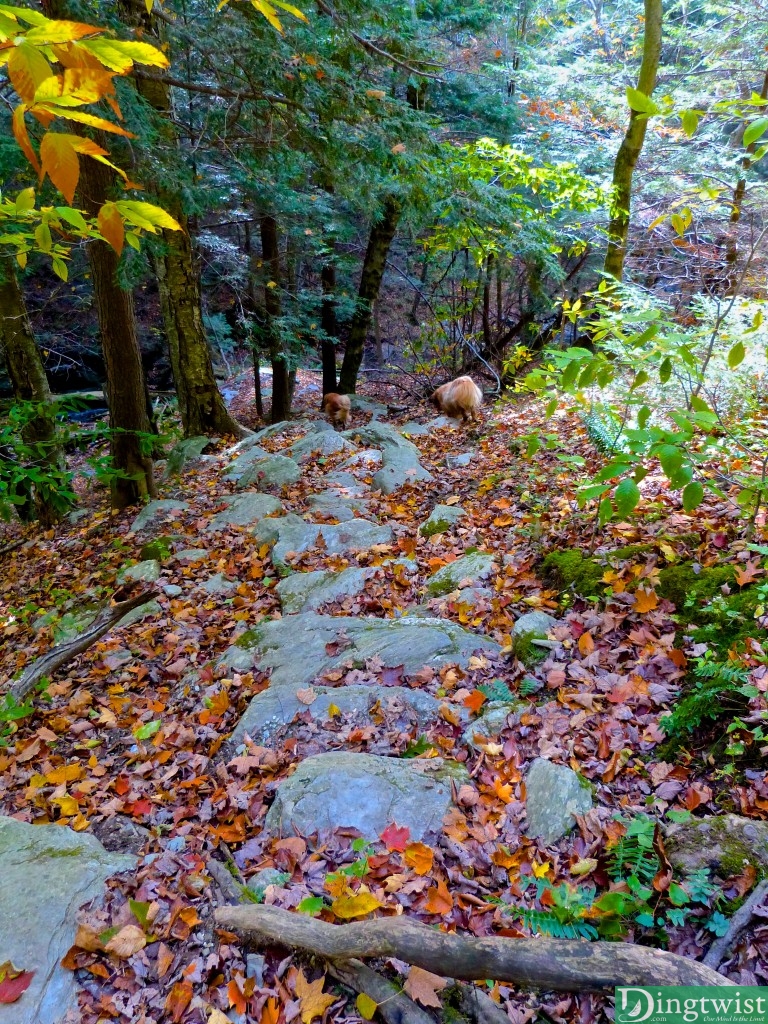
[616,988,655,1023]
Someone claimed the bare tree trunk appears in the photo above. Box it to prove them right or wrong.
[731,68,768,225]
[79,153,156,509]
[122,0,243,439]
[0,259,67,525]
[260,215,290,422]
[320,262,338,394]
[603,0,663,280]
[338,195,401,393]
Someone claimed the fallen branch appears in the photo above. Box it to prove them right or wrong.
[328,959,432,1024]
[703,879,768,969]
[214,905,735,991]
[0,539,24,558]
[9,585,157,702]
[455,984,511,1024]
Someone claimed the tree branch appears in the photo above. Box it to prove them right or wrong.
[214,905,735,991]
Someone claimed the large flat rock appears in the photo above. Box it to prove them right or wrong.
[0,817,134,1024]
[426,552,496,597]
[231,682,448,745]
[264,752,463,840]
[205,492,282,531]
[306,490,370,521]
[524,758,593,844]
[237,453,301,490]
[288,431,357,461]
[219,612,499,689]
[275,567,373,614]
[255,515,392,570]
[130,499,189,535]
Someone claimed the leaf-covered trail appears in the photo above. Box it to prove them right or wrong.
[1,385,766,1023]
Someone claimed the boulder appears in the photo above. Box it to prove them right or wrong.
[512,611,560,638]
[236,453,301,491]
[306,490,370,521]
[120,559,161,583]
[205,492,282,532]
[223,444,270,482]
[446,451,473,468]
[275,567,372,614]
[175,548,208,562]
[342,449,383,469]
[288,431,356,462]
[164,435,211,478]
[343,422,432,494]
[116,598,162,627]
[524,758,593,844]
[0,817,134,1024]
[420,503,466,538]
[130,499,189,535]
[256,516,392,571]
[426,552,496,597]
[233,683,448,744]
[400,421,429,436]
[219,612,499,690]
[349,395,389,420]
[664,813,768,875]
[324,471,368,494]
[264,752,463,840]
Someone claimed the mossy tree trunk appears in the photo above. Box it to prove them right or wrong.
[121,0,242,439]
[260,215,291,422]
[338,195,401,394]
[603,0,663,280]
[320,262,338,394]
[0,259,67,525]
[79,152,156,509]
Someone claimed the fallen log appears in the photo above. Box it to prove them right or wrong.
[702,879,768,969]
[214,905,735,991]
[327,959,433,1024]
[9,585,157,701]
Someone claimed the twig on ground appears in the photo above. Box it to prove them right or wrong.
[702,879,768,969]
[213,904,735,991]
[8,585,158,701]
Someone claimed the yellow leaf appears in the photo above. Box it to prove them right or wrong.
[252,0,284,31]
[532,860,550,878]
[444,495,460,505]
[12,105,40,173]
[571,857,598,876]
[81,37,170,71]
[37,106,133,136]
[45,762,83,785]
[104,924,147,958]
[207,1008,233,1024]
[8,42,52,102]
[114,200,182,233]
[50,794,79,815]
[634,588,658,614]
[330,890,382,919]
[327,703,341,718]
[97,202,125,256]
[356,993,377,1020]
[24,20,100,45]
[295,971,336,1023]
[366,88,386,99]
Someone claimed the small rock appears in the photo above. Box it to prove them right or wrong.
[342,449,383,468]
[199,573,238,595]
[420,503,466,538]
[163,584,183,597]
[120,559,161,583]
[524,758,593,844]
[117,598,161,628]
[175,548,209,562]
[462,701,523,750]
[164,436,211,478]
[400,421,429,436]
[250,868,290,891]
[665,813,768,875]
[90,815,150,856]
[289,431,356,461]
[130,499,189,535]
[264,752,465,840]
[426,552,496,597]
[512,611,559,638]
[447,451,473,468]
[306,491,370,521]
[349,395,389,419]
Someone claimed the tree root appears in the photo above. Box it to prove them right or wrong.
[214,904,735,991]
[8,584,157,701]
[327,959,433,1024]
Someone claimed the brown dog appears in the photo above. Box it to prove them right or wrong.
[430,375,483,423]
[321,392,351,428]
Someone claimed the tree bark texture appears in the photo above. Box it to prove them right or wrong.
[260,215,290,422]
[338,195,401,393]
[122,0,242,439]
[78,152,156,509]
[0,259,65,525]
[603,0,663,280]
[214,905,735,992]
[320,262,338,394]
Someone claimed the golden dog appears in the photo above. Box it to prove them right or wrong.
[430,375,483,423]
[321,392,351,428]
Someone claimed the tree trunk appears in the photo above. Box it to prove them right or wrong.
[320,262,338,394]
[730,68,768,225]
[603,0,663,280]
[260,215,290,422]
[0,259,66,525]
[122,0,242,439]
[338,195,401,393]
[78,152,156,509]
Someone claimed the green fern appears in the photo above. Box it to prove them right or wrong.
[660,652,756,746]
[582,408,627,455]
[607,814,658,885]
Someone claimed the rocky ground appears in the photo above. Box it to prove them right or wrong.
[1,384,767,1024]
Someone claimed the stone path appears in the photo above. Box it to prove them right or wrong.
[2,404,592,1012]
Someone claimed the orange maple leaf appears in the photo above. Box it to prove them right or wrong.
[634,588,659,613]
[424,877,453,914]
[462,689,487,714]
[404,842,434,875]
[577,631,595,656]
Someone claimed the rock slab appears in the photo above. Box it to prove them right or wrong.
[275,567,372,614]
[426,552,496,597]
[524,758,593,844]
[206,492,282,532]
[420,504,466,538]
[265,752,460,840]
[0,817,134,1024]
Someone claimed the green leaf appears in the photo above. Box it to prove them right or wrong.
[682,481,703,512]
[681,109,699,137]
[727,341,745,369]
[614,478,640,518]
[689,394,711,413]
[598,496,613,525]
[657,444,683,478]
[626,87,658,114]
[637,406,651,429]
[659,357,672,383]
[526,435,541,458]
[744,116,768,147]
[133,719,161,740]
[577,483,611,505]
[129,899,151,928]
[297,896,325,916]
[631,370,649,390]
[668,882,690,907]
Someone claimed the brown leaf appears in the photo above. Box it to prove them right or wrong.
[424,877,453,914]
[104,924,146,958]
[403,966,447,1007]
[165,980,193,1023]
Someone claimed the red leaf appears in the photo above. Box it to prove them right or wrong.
[0,962,34,1005]
[712,532,728,549]
[462,689,486,714]
[380,822,410,852]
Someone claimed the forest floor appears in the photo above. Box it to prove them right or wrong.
[1,373,768,1024]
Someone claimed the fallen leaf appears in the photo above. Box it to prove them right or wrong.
[634,588,659,613]
[463,689,487,714]
[166,980,193,1023]
[356,993,378,1019]
[104,924,147,958]
[404,966,447,1007]
[295,970,336,1023]
[424,877,453,914]
[735,559,763,586]
[296,688,317,705]
[380,822,410,851]
[404,842,434,875]
[578,632,595,656]
[0,962,34,1004]
[330,890,383,919]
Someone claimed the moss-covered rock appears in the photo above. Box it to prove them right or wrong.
[541,550,604,598]
[657,562,733,611]
[139,535,174,562]
[509,630,549,667]
[665,813,768,877]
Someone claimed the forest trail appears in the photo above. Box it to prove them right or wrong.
[0,390,764,1022]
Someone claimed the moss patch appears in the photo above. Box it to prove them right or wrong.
[541,550,604,598]
[139,535,174,562]
[657,562,733,611]
[510,630,549,668]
